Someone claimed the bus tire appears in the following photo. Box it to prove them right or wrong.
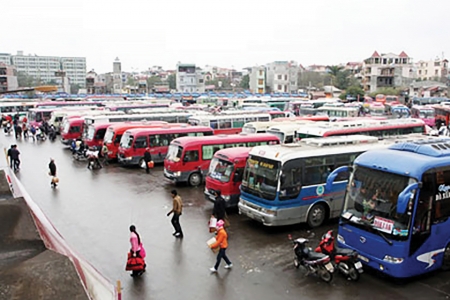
[442,244,450,271]
[188,173,202,187]
[307,203,326,228]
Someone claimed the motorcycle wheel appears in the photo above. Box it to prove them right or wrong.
[319,269,333,283]
[348,267,360,281]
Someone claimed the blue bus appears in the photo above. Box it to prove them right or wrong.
[237,135,419,228]
[326,137,450,278]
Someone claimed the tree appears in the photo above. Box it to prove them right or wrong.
[327,65,352,90]
[240,74,249,89]
[70,84,81,94]
[126,77,137,86]
[167,74,176,90]
[369,87,401,98]
[341,85,365,100]
[17,71,36,87]
[146,76,162,89]
[298,71,330,89]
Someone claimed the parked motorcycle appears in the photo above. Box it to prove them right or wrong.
[4,123,12,135]
[288,234,334,283]
[72,149,88,161]
[315,230,363,281]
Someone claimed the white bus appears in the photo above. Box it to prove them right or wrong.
[316,106,359,118]
[188,113,271,134]
[266,122,313,143]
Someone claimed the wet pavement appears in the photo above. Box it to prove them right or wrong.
[2,133,450,300]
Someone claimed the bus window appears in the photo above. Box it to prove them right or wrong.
[160,134,171,146]
[70,126,81,133]
[233,118,245,128]
[150,135,160,147]
[134,136,147,148]
[202,145,223,160]
[434,170,450,221]
[183,150,199,162]
[178,116,189,123]
[219,119,232,129]
[210,120,218,129]
[280,160,302,200]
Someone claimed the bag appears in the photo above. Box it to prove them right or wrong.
[139,244,146,259]
[209,217,217,233]
[125,252,146,271]
[147,161,154,168]
[206,237,219,254]
[52,177,59,183]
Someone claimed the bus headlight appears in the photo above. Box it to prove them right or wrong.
[261,208,277,216]
[125,156,133,160]
[383,255,404,264]
[337,234,345,244]
[174,171,181,177]
[223,195,231,201]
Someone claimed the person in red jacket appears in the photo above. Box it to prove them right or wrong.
[209,219,232,273]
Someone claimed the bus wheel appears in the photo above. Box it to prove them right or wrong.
[442,244,450,271]
[307,203,326,228]
[188,173,202,187]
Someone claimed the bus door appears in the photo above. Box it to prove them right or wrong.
[149,134,171,163]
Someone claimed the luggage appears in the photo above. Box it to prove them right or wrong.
[125,252,146,271]
[209,217,217,233]
[147,161,154,168]
[52,177,59,183]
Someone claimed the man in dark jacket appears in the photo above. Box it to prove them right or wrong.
[10,145,20,171]
[212,190,227,222]
[49,158,57,188]
[143,148,152,174]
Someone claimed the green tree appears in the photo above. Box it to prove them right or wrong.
[167,74,176,90]
[298,71,330,89]
[17,71,36,87]
[146,76,162,89]
[126,77,137,86]
[240,74,250,89]
[70,84,81,94]
[341,85,365,100]
[369,87,401,98]
[327,65,352,90]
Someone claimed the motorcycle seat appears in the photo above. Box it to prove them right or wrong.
[334,246,354,256]
[306,251,328,261]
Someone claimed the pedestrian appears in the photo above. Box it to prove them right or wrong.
[127,225,146,277]
[10,145,20,171]
[143,148,152,174]
[101,142,109,166]
[167,189,183,238]
[7,144,14,169]
[209,219,233,273]
[212,190,227,223]
[30,125,36,141]
[22,122,28,139]
[48,158,57,188]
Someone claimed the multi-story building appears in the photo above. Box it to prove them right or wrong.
[0,53,11,65]
[249,66,266,94]
[362,51,415,93]
[0,63,18,92]
[176,63,205,93]
[112,57,122,93]
[6,51,86,88]
[265,61,298,93]
[416,58,448,82]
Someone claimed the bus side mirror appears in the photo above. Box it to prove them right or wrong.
[325,166,351,192]
[233,173,240,183]
[397,182,421,214]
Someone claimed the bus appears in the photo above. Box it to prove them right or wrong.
[390,104,411,118]
[295,119,426,139]
[316,106,359,118]
[60,117,84,145]
[237,134,430,227]
[412,97,448,106]
[35,101,105,109]
[325,137,450,278]
[83,123,112,148]
[411,105,435,127]
[205,147,251,208]
[0,102,36,115]
[187,113,271,135]
[288,99,341,116]
[164,133,281,186]
[267,122,313,143]
[49,107,102,133]
[28,108,55,126]
[433,103,450,126]
[103,121,170,159]
[103,100,172,111]
[368,102,385,116]
[118,125,214,166]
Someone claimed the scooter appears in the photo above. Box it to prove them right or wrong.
[315,230,363,281]
[288,234,334,283]
[4,123,12,135]
[72,149,88,161]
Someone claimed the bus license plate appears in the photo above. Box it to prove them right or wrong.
[358,255,369,263]
[325,262,334,272]
[354,261,363,269]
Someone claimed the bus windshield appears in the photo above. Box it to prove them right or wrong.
[104,129,114,143]
[208,158,234,183]
[87,126,96,140]
[166,144,183,162]
[341,166,413,240]
[268,131,285,143]
[419,110,434,118]
[120,132,134,149]
[241,155,280,200]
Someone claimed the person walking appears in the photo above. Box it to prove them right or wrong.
[49,158,57,188]
[143,148,152,174]
[128,225,146,277]
[167,190,183,238]
[7,144,14,169]
[10,145,20,172]
[212,190,227,222]
[101,142,109,166]
[209,219,232,273]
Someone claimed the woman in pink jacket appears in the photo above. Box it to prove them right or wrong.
[128,225,146,277]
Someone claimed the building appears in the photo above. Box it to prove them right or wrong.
[307,65,327,73]
[0,53,11,65]
[265,61,299,93]
[112,57,122,93]
[409,80,448,98]
[249,66,266,94]
[362,51,415,93]
[6,51,86,89]
[176,63,205,93]
[0,63,18,92]
[416,58,448,82]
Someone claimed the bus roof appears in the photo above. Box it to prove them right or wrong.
[124,125,212,135]
[213,147,251,160]
[105,121,169,131]
[412,105,434,110]
[85,112,192,121]
[317,106,359,112]
[170,133,279,147]
[267,122,314,132]
[272,116,329,122]
[188,113,270,121]
[354,137,450,178]
[295,118,425,135]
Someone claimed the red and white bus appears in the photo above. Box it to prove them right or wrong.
[103,121,170,159]
[83,122,112,148]
[433,103,450,126]
[60,117,84,145]
[35,101,105,109]
[164,133,280,186]
[187,113,271,134]
[103,100,172,111]
[204,147,251,208]
[295,118,426,139]
[118,125,214,166]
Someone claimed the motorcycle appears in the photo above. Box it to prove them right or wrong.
[72,149,88,161]
[4,123,12,135]
[36,132,47,141]
[315,230,363,281]
[288,234,334,283]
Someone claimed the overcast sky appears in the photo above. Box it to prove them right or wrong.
[2,0,449,73]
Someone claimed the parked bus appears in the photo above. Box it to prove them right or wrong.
[325,137,450,278]
[187,113,271,135]
[164,133,281,186]
[411,105,435,127]
[390,104,411,118]
[295,119,426,139]
[83,123,112,148]
[104,101,172,112]
[412,97,448,106]
[368,102,385,116]
[28,108,55,127]
[267,122,313,143]
[316,106,359,118]
[49,107,102,133]
[205,147,251,208]
[0,102,36,115]
[103,121,169,159]
[433,103,450,126]
[118,125,214,166]
[288,99,341,116]
[60,117,84,145]
[35,101,104,109]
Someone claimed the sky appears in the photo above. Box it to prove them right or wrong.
[2,0,449,73]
